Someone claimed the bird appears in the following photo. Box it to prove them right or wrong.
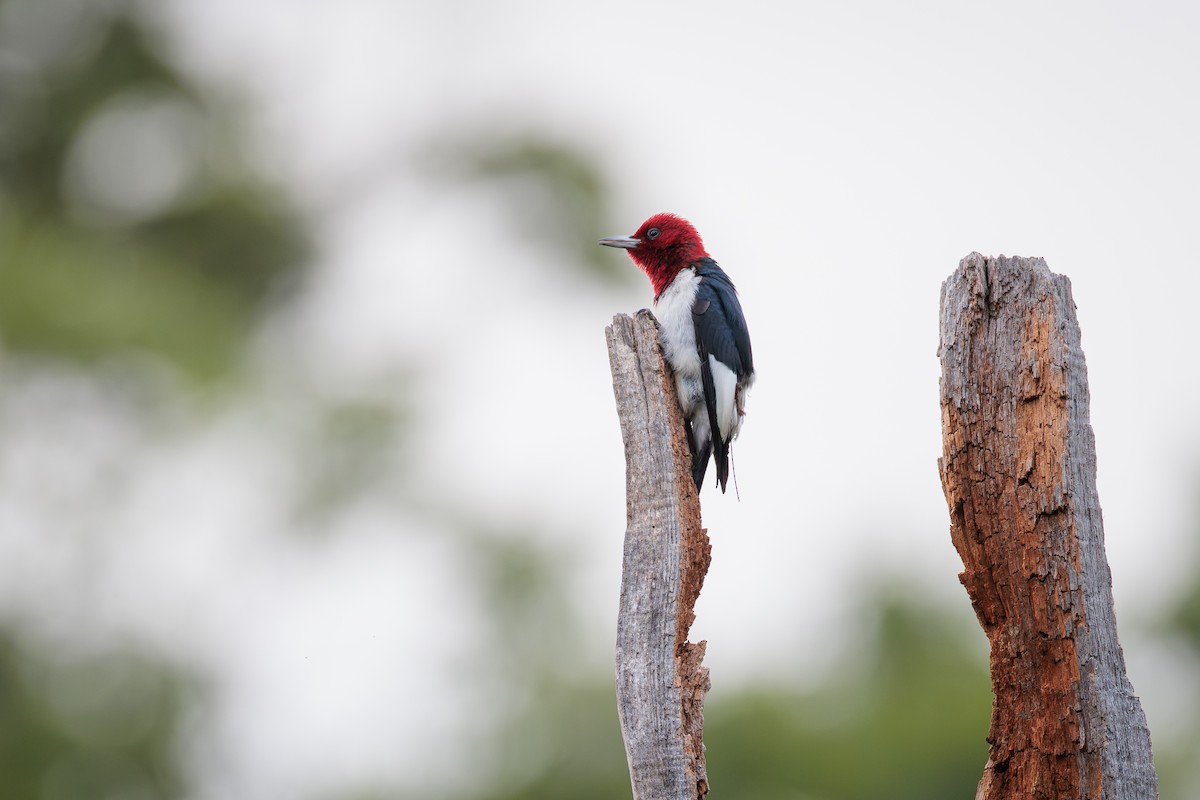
[600,213,754,493]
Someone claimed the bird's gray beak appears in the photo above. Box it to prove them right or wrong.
[598,235,640,250]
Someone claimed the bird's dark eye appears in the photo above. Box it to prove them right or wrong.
[647,227,661,240]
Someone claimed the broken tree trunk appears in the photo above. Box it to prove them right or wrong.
[938,253,1158,800]
[605,310,711,800]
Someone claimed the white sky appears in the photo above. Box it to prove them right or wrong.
[9,1,1200,797]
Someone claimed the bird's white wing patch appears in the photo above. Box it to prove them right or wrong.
[709,355,739,440]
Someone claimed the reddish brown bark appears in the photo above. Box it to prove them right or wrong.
[938,254,1157,799]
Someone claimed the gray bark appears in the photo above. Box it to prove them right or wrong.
[939,253,1158,799]
[605,311,711,800]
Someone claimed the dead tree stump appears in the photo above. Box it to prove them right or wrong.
[938,253,1158,799]
[606,310,711,800]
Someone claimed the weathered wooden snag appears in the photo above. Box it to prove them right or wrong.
[606,310,711,800]
[938,253,1158,800]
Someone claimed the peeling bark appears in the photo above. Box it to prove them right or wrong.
[606,311,711,800]
[939,254,1158,800]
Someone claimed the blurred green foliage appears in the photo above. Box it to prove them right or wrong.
[706,597,990,800]
[290,395,412,528]
[477,590,990,800]
[0,3,307,380]
[0,2,302,797]
[0,632,188,800]
[1169,535,1200,652]
[432,134,633,285]
[1159,539,1200,796]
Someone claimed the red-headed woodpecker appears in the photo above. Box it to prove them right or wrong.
[600,213,754,493]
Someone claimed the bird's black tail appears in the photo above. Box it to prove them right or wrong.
[697,352,728,494]
[692,436,712,491]
[712,435,730,493]
[684,420,709,491]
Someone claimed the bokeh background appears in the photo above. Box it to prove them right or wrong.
[1,1,1198,798]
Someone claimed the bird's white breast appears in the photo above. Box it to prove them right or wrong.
[652,269,703,414]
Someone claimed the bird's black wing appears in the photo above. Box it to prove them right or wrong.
[692,259,753,379]
[691,258,753,492]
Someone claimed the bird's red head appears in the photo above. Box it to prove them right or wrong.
[598,213,709,298]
